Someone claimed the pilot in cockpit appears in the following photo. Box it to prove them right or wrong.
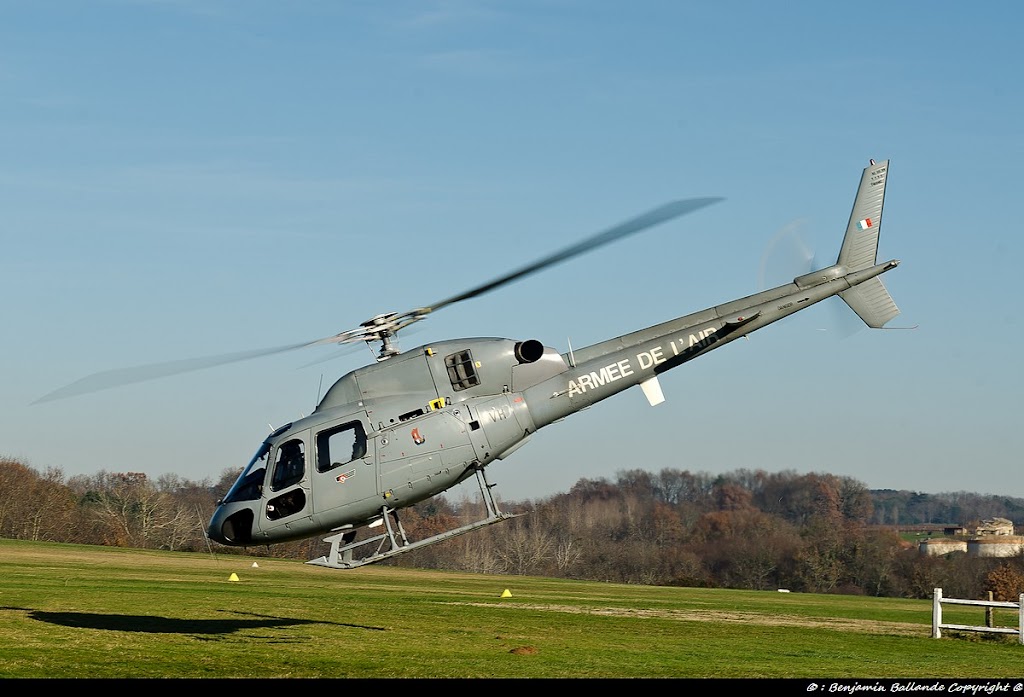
[274,440,305,490]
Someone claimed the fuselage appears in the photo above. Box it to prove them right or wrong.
[207,257,898,547]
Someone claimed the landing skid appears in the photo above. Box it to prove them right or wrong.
[307,467,520,570]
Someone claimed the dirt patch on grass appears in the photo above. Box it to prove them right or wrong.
[449,602,923,637]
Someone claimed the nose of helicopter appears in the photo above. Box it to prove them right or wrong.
[207,501,255,546]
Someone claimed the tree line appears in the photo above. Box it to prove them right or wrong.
[2,456,1023,600]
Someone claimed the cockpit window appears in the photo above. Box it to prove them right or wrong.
[445,350,479,391]
[222,441,271,504]
[316,420,367,473]
[270,439,305,492]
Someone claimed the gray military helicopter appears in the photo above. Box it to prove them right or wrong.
[41,159,900,569]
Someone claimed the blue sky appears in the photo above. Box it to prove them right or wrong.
[2,1,1022,503]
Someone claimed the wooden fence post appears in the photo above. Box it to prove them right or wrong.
[1019,593,1024,645]
[933,587,1024,643]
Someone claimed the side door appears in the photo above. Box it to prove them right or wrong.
[310,413,380,524]
[256,430,317,541]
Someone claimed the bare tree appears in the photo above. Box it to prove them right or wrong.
[0,459,78,542]
[494,514,554,575]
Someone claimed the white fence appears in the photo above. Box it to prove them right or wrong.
[932,587,1024,643]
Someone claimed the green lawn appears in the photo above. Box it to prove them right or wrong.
[0,539,1019,678]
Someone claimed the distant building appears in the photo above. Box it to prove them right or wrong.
[974,517,1015,536]
[918,518,1022,557]
[967,537,1024,558]
[919,538,968,556]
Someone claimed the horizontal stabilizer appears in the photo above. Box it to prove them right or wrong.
[839,277,900,328]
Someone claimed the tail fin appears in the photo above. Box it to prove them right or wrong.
[837,159,900,328]
[837,159,889,271]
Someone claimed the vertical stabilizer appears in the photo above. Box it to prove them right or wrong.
[837,159,889,272]
[836,159,900,328]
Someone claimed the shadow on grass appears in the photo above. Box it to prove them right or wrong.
[2,606,386,634]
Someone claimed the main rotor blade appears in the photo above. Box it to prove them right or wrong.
[34,341,316,403]
[422,197,723,314]
[37,197,723,403]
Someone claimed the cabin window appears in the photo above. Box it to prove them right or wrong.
[316,420,368,473]
[266,489,305,520]
[270,439,305,492]
[445,350,479,391]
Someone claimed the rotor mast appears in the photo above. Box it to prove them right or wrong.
[359,310,430,361]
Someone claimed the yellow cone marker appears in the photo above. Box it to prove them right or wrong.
[229,573,240,582]
[501,589,512,598]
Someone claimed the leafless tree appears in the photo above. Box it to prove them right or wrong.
[495,513,554,575]
[0,459,78,542]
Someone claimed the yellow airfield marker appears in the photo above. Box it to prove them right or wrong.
[501,589,512,598]
[229,573,240,581]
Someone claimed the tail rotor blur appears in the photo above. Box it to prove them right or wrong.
[758,219,860,339]
[758,218,816,291]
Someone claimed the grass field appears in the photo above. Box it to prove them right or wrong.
[1,538,1021,679]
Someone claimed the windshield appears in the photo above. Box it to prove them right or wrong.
[221,441,271,504]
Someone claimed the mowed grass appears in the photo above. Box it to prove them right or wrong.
[1,538,1020,678]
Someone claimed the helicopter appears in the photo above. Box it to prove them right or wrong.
[40,159,900,569]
